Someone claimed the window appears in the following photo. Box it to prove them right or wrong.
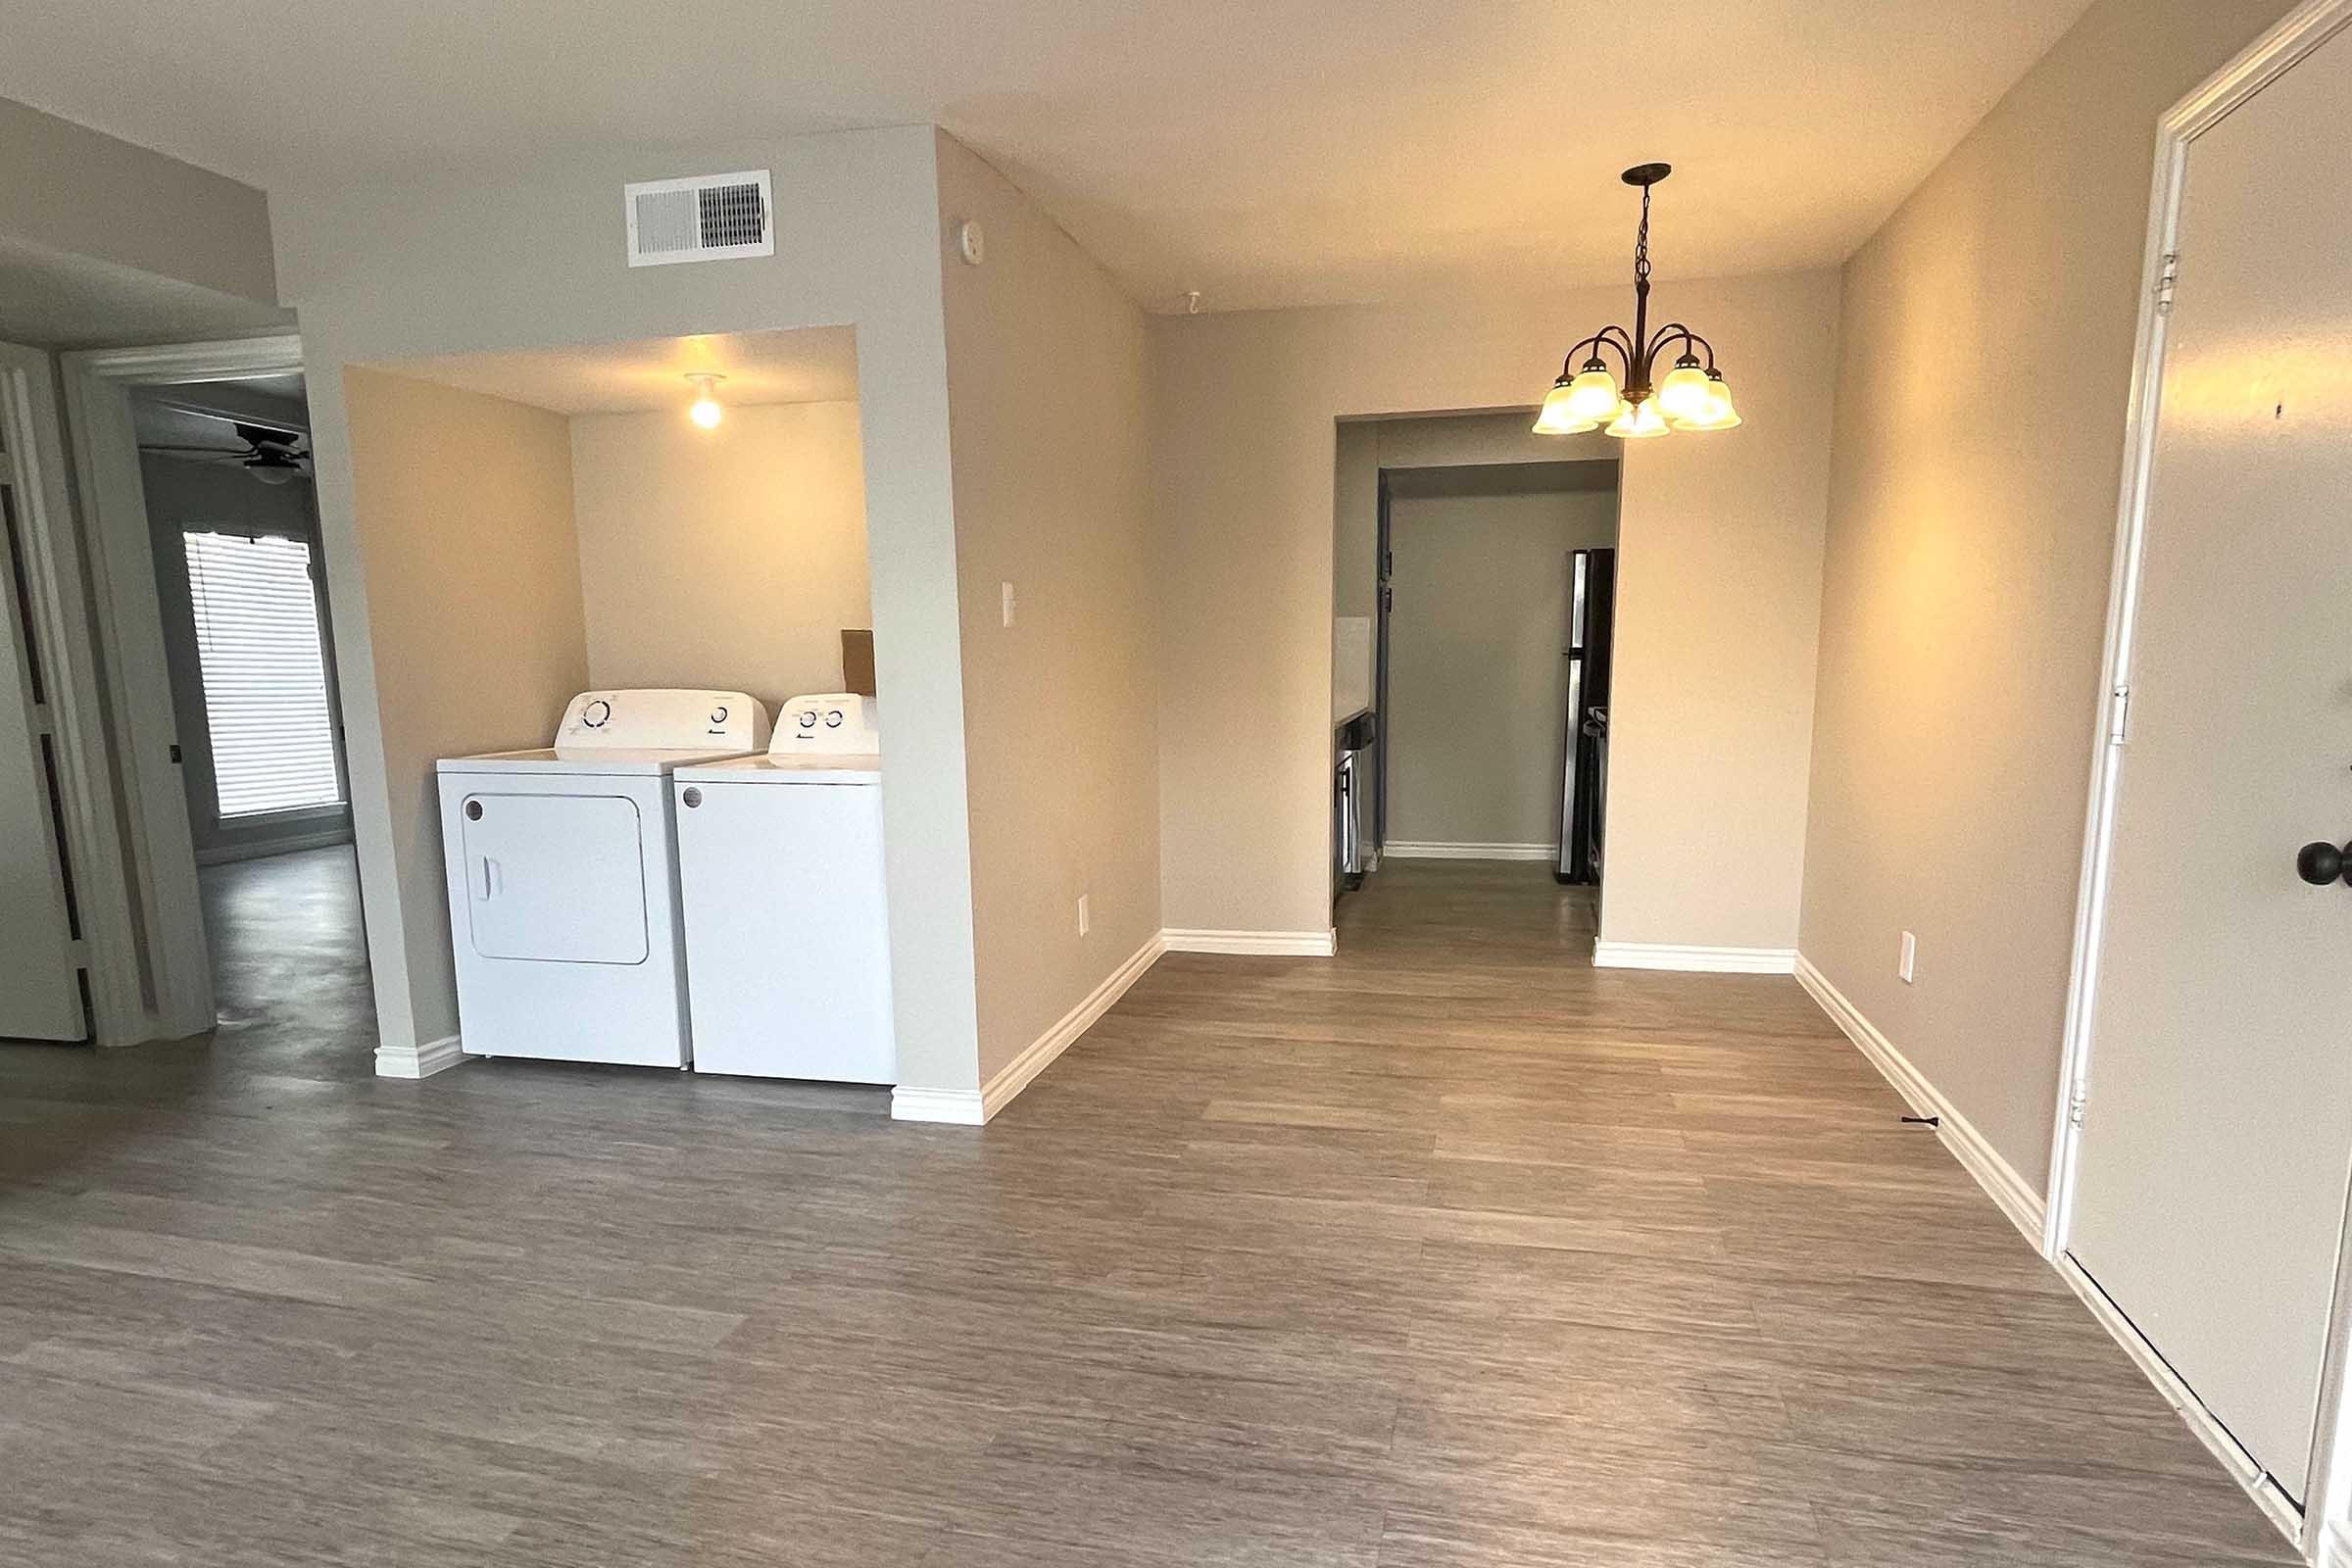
[181,530,343,818]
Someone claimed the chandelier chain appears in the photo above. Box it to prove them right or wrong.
[1635,183,1652,290]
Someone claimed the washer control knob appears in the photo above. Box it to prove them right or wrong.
[799,710,818,729]
[710,704,730,726]
[825,709,844,728]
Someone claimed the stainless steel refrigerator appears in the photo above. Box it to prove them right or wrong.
[1556,548,1615,884]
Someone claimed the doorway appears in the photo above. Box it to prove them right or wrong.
[1332,411,1620,919]
[2051,4,2352,1543]
[129,372,366,1049]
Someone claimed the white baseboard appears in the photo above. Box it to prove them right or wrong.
[2056,1253,2305,1547]
[374,1033,467,1080]
[1162,927,1337,957]
[1793,954,2045,1247]
[888,1086,986,1124]
[892,932,1165,1126]
[1593,941,1796,974]
[1796,956,2307,1553]
[1382,841,1554,862]
[981,932,1163,1120]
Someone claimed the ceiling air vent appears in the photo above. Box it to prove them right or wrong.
[623,170,774,267]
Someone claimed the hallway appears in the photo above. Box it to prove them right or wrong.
[198,845,373,1076]
[0,860,2290,1565]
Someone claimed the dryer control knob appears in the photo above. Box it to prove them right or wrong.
[582,699,612,728]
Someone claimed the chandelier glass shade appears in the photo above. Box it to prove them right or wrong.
[1534,164,1740,438]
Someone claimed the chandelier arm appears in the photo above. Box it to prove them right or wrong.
[1649,324,1719,371]
[1592,330,1636,381]
[1564,329,1635,382]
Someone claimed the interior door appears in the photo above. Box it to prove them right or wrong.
[2067,25,2352,1507]
[0,348,86,1041]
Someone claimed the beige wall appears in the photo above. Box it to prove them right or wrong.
[1799,0,2299,1189]
[274,125,987,1092]
[1152,270,1838,948]
[0,96,280,314]
[1332,421,1379,621]
[934,131,1159,1082]
[1377,412,1611,471]
[1386,481,1617,850]
[341,368,587,1051]
[570,399,869,713]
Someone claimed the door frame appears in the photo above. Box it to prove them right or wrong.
[0,341,143,1044]
[57,332,306,1045]
[2047,1,2352,1554]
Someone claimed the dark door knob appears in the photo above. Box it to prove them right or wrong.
[2296,841,2351,886]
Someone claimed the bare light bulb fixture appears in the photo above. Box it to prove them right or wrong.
[686,372,725,429]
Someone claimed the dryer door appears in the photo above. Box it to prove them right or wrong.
[458,793,650,963]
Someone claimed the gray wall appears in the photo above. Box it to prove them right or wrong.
[1799,0,2300,1189]
[933,131,1160,1083]
[1155,272,1838,950]
[139,453,352,863]
[1386,477,1617,851]
[0,96,287,346]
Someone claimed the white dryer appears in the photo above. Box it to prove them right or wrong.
[436,690,771,1067]
[673,693,894,1083]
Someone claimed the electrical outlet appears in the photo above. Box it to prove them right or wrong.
[1077,894,1091,937]
[1001,581,1016,627]
[1898,930,1917,984]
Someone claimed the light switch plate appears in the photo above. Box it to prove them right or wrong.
[1077,894,1091,937]
[1002,581,1016,628]
[1898,930,1917,984]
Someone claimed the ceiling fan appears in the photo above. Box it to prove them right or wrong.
[143,421,313,486]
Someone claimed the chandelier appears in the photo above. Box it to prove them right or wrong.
[1534,163,1740,438]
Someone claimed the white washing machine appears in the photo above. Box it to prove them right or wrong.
[673,693,894,1082]
[436,690,770,1067]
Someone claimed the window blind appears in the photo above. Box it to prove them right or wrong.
[181,530,343,818]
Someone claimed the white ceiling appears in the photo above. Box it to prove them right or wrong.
[381,327,858,416]
[0,1,2094,313]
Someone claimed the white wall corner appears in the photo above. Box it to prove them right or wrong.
[980,932,1164,1119]
[2317,1517,2351,1568]
[889,1087,988,1125]
[1162,927,1338,957]
[1592,942,1796,974]
[896,931,1166,1127]
[373,1034,468,1080]
[1793,954,2047,1249]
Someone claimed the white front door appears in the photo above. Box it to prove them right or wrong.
[0,346,87,1041]
[2067,24,2352,1507]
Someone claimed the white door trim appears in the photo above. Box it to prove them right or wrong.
[56,332,306,1044]
[2049,3,2352,1554]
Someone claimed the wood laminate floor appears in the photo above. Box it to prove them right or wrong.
[0,854,2292,1565]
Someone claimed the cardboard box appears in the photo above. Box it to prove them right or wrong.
[841,629,877,697]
